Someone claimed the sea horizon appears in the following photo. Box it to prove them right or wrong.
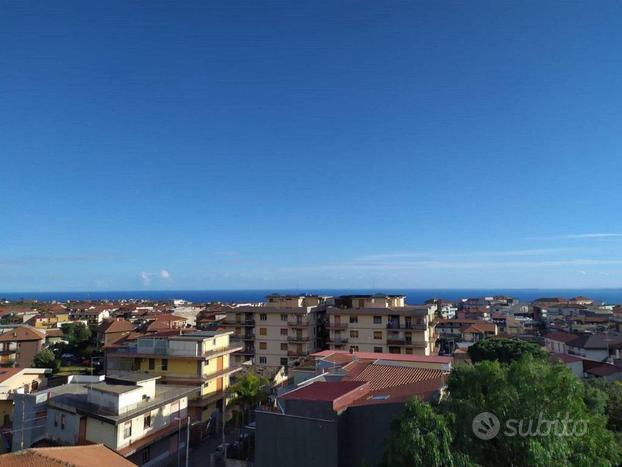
[3,288,622,304]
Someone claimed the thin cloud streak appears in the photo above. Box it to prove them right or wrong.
[356,248,570,261]
[285,258,622,273]
[527,233,622,240]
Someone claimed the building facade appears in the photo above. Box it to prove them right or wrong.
[105,330,242,421]
[326,299,437,356]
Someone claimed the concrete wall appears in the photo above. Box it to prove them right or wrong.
[46,407,80,445]
[255,410,338,467]
[340,403,403,467]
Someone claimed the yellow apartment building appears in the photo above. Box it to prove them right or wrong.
[105,330,242,421]
[327,300,437,356]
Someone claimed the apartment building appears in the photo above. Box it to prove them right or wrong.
[39,374,193,466]
[0,367,50,429]
[326,299,437,356]
[105,330,242,421]
[0,326,45,368]
[222,295,327,367]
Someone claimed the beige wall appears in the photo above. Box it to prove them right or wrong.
[328,308,435,356]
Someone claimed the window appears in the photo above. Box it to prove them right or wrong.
[280,343,288,351]
[280,314,287,321]
[259,328,267,336]
[259,342,267,350]
[259,356,267,364]
[280,328,288,335]
[260,313,267,321]
[350,330,359,338]
[349,316,358,323]
[148,358,155,370]
[124,421,132,439]
[144,413,152,429]
[142,447,150,464]
[373,331,383,340]
[161,359,168,371]
[373,316,382,324]
[280,358,288,366]
[405,347,413,354]
[349,345,359,352]
[374,347,383,353]
[60,414,65,430]
[54,413,58,427]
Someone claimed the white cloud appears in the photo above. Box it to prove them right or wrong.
[139,271,151,286]
[139,269,171,286]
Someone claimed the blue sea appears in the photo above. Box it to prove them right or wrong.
[2,289,622,304]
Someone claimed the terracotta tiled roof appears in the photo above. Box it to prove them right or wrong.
[0,326,45,342]
[545,331,578,343]
[0,444,135,466]
[0,368,23,384]
[461,323,496,334]
[144,313,186,321]
[282,381,368,402]
[345,364,446,391]
[101,319,135,334]
[312,350,452,365]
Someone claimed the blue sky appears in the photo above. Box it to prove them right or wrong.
[2,1,622,291]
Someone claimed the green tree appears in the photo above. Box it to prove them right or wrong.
[229,371,269,425]
[605,381,622,432]
[33,348,60,371]
[380,398,473,467]
[467,338,548,365]
[61,322,92,348]
[441,356,621,466]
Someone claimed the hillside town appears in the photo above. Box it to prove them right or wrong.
[1,292,622,466]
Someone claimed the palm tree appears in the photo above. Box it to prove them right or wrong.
[228,370,269,425]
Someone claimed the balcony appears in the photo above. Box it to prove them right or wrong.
[107,344,243,360]
[328,337,348,344]
[223,319,255,327]
[386,322,427,331]
[287,350,308,357]
[387,338,408,345]
[327,323,348,331]
[287,336,310,343]
[288,321,309,328]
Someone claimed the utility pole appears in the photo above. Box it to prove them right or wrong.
[222,394,227,461]
[185,416,190,467]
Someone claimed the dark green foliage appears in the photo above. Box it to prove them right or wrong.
[33,348,60,371]
[467,338,548,364]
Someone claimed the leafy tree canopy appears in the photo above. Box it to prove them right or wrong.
[33,348,60,371]
[467,338,548,365]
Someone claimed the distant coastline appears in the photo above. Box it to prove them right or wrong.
[2,288,622,304]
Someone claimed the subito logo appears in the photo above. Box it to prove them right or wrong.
[472,412,500,440]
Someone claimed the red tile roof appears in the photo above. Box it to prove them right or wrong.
[282,381,368,402]
[0,368,23,384]
[345,364,446,391]
[0,444,135,466]
[544,331,578,343]
[0,326,45,342]
[461,323,497,334]
[101,319,135,334]
[311,350,452,365]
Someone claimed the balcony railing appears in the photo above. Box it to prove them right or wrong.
[287,350,308,357]
[223,319,255,327]
[287,336,310,343]
[287,321,309,328]
[329,337,348,344]
[107,344,243,359]
[328,323,348,330]
[386,322,427,331]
